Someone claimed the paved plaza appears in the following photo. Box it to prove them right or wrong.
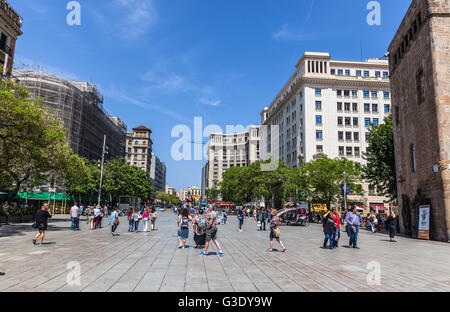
[0,211,449,292]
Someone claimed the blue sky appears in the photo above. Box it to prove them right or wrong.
[11,0,411,190]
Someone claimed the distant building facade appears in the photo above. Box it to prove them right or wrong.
[388,0,450,241]
[14,70,127,161]
[177,186,201,202]
[205,126,261,190]
[125,126,153,177]
[0,0,22,76]
[150,153,166,192]
[165,185,176,196]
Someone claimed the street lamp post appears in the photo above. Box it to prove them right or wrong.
[343,171,348,211]
[98,134,107,206]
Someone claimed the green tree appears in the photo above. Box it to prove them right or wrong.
[299,156,364,209]
[363,116,396,201]
[205,187,221,201]
[0,79,85,200]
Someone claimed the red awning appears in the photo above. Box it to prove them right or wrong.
[370,204,387,211]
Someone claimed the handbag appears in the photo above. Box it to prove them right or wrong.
[113,219,119,226]
[257,220,261,228]
[273,227,281,238]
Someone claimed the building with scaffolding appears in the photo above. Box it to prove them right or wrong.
[0,0,23,77]
[13,70,127,161]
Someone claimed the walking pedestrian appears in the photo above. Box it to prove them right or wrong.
[70,203,79,231]
[133,209,141,232]
[150,207,158,231]
[267,209,286,252]
[238,207,244,232]
[322,209,336,249]
[260,207,266,231]
[177,208,192,248]
[79,203,84,216]
[193,210,207,249]
[221,209,227,224]
[200,205,224,256]
[33,203,52,245]
[128,208,135,232]
[345,207,362,249]
[386,211,397,242]
[110,207,119,236]
[142,207,150,232]
[93,205,101,229]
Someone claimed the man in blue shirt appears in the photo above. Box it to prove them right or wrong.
[345,207,363,249]
[260,208,266,231]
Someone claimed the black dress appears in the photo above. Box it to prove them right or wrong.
[386,216,396,238]
[35,210,51,231]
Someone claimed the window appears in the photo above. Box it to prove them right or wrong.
[316,115,322,125]
[371,91,378,98]
[384,104,390,113]
[316,145,323,153]
[337,102,342,111]
[364,103,370,112]
[338,69,343,76]
[383,72,389,78]
[373,118,379,126]
[410,144,417,172]
[372,104,378,113]
[354,147,360,157]
[337,90,342,97]
[356,70,362,76]
[345,132,352,141]
[331,69,336,75]
[417,69,425,104]
[338,131,344,140]
[315,101,322,110]
[346,147,353,156]
[345,117,351,126]
[352,90,358,97]
[344,103,351,111]
[345,70,350,76]
[353,117,359,126]
[352,103,358,111]
[316,130,323,139]
[354,132,359,141]
[375,71,381,78]
[315,88,322,95]
[364,71,369,77]
[384,92,390,99]
[337,116,343,125]
[339,146,344,156]
[365,132,370,141]
[363,91,370,98]
[365,118,371,127]
[344,90,350,97]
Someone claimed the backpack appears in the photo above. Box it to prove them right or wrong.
[197,216,207,229]
[181,217,189,228]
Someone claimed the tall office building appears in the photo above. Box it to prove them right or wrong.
[388,0,450,241]
[150,153,166,192]
[125,126,153,177]
[0,0,22,76]
[14,70,126,161]
[205,126,260,190]
[260,51,392,208]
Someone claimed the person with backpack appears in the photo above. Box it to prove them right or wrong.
[200,205,224,256]
[177,208,192,248]
[193,210,207,248]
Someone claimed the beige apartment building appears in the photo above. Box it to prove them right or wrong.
[176,186,201,202]
[260,51,392,209]
[205,126,260,190]
[125,126,153,177]
[388,0,450,242]
[0,0,22,76]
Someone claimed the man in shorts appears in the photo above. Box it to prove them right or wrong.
[200,205,224,256]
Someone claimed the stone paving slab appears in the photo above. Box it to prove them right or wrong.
[0,211,449,292]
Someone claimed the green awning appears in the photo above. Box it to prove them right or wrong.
[16,192,74,201]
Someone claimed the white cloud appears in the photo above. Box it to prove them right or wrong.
[273,25,314,41]
[199,98,221,107]
[114,0,156,39]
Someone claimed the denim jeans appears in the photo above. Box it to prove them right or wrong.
[334,229,341,246]
[324,233,334,249]
[134,220,140,232]
[71,217,78,230]
[349,225,360,247]
[129,219,135,231]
